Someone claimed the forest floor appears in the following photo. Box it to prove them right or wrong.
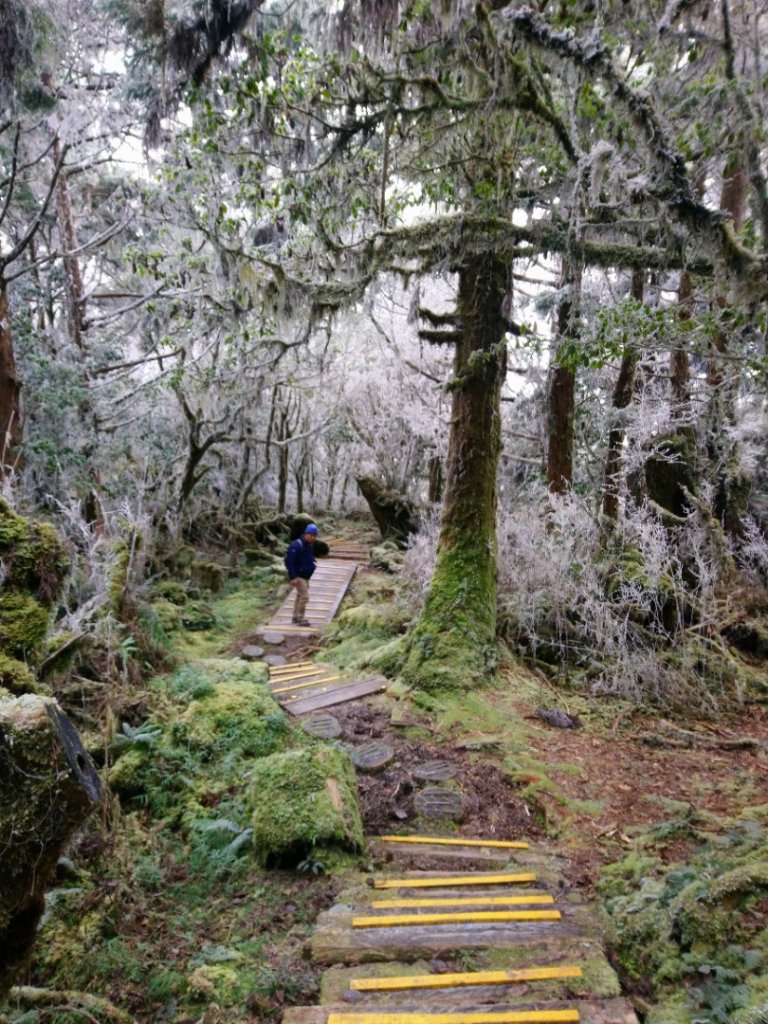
[16,528,768,1024]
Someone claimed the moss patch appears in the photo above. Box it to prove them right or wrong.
[249,745,364,867]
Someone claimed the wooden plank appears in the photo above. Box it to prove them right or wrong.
[379,837,528,851]
[326,1011,579,1024]
[283,678,387,715]
[352,910,561,928]
[370,895,555,909]
[272,675,343,694]
[349,965,583,992]
[269,666,334,680]
[382,835,532,851]
[269,661,315,672]
[284,999,638,1024]
[372,874,537,890]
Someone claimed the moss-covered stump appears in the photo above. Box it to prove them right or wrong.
[248,746,364,867]
[0,694,100,997]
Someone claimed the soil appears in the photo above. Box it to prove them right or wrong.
[330,700,536,841]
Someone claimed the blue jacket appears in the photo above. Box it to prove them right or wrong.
[285,538,316,580]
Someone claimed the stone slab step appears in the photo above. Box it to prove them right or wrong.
[282,997,638,1023]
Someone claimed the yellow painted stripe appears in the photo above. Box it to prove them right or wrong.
[372,874,536,890]
[264,625,317,632]
[352,909,561,928]
[268,661,314,671]
[370,895,554,909]
[268,666,332,680]
[327,1011,579,1024]
[379,836,528,850]
[350,964,583,991]
[271,675,342,694]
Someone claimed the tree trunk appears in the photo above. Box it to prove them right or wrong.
[547,261,581,494]
[402,254,508,692]
[671,269,693,421]
[601,269,643,521]
[0,696,100,997]
[356,474,418,546]
[0,274,22,474]
[707,156,750,536]
[427,454,443,504]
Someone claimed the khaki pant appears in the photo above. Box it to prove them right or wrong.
[292,577,309,621]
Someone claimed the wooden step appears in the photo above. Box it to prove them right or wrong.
[310,902,596,965]
[282,998,638,1024]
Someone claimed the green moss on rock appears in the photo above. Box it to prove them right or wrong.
[0,592,51,660]
[0,500,69,604]
[248,745,364,866]
[0,653,41,695]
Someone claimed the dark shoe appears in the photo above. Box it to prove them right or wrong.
[297,619,312,627]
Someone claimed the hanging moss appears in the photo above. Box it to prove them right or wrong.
[248,745,364,866]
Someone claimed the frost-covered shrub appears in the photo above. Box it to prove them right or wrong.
[497,487,750,707]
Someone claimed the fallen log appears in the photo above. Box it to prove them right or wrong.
[0,695,101,998]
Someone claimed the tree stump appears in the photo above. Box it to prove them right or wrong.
[414,787,465,821]
[350,741,395,773]
[0,695,101,997]
[412,760,457,782]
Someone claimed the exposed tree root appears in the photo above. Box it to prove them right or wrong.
[8,987,136,1024]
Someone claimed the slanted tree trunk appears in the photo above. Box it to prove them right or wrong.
[356,475,418,545]
[0,696,100,997]
[601,268,643,522]
[547,260,581,494]
[402,254,508,691]
[0,274,22,474]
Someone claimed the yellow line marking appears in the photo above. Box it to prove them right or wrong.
[379,836,528,850]
[372,874,537,890]
[370,895,554,909]
[327,1011,579,1024]
[349,964,583,991]
[268,667,333,680]
[352,909,561,928]
[271,675,342,694]
[268,661,314,671]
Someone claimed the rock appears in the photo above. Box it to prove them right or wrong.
[537,707,582,729]
[414,787,465,822]
[350,741,395,773]
[263,654,287,666]
[240,645,265,661]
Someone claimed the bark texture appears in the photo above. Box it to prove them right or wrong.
[0,276,22,473]
[0,695,101,997]
[402,254,508,691]
[547,262,581,494]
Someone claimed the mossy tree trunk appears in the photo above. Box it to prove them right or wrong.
[401,254,509,691]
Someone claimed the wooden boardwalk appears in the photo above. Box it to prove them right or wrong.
[260,559,358,636]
